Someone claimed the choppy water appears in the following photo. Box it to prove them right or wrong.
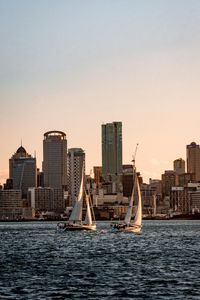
[0,220,200,300]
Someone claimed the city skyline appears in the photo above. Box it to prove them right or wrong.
[1,127,199,185]
[1,1,200,184]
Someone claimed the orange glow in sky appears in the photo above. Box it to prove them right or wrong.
[1,1,200,184]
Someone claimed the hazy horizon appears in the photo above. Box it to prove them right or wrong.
[1,0,200,184]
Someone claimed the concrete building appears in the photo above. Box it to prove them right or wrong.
[28,187,65,217]
[177,172,194,187]
[102,121,123,193]
[93,166,102,188]
[174,158,185,175]
[9,146,37,198]
[170,187,189,214]
[190,191,200,213]
[187,142,200,182]
[122,164,133,197]
[0,189,22,220]
[161,170,176,197]
[43,131,67,190]
[67,148,85,205]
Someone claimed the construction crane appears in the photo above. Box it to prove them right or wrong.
[132,143,139,165]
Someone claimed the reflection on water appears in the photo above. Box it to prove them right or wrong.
[0,220,200,299]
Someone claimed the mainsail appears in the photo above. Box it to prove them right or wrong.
[124,171,142,227]
[83,194,93,225]
[132,176,142,227]
[69,169,84,223]
[124,174,136,225]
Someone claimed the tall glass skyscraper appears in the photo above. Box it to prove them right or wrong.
[102,121,122,192]
[43,131,67,190]
[9,146,37,198]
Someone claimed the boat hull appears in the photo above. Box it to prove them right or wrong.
[57,223,96,231]
[121,225,142,234]
[111,223,142,234]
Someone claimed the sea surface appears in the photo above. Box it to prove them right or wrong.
[0,220,200,300]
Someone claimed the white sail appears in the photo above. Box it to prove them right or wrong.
[124,175,136,225]
[132,176,142,227]
[83,195,93,225]
[69,169,84,222]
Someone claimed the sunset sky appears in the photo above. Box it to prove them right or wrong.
[1,0,200,184]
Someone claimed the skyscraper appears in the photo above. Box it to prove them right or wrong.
[173,158,185,175]
[102,121,122,193]
[9,146,37,198]
[186,142,200,182]
[43,131,67,189]
[67,148,85,205]
[93,166,102,188]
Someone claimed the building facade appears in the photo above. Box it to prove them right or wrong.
[67,148,85,205]
[161,170,176,197]
[187,142,200,182]
[102,121,123,193]
[122,164,133,197]
[9,146,37,198]
[43,131,67,190]
[174,158,185,175]
[0,189,22,220]
[28,187,65,217]
[93,166,102,189]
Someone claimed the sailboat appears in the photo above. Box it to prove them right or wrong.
[58,168,96,231]
[111,153,142,234]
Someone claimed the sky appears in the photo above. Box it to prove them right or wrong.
[1,0,200,184]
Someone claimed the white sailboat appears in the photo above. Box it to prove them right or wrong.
[57,168,96,231]
[111,152,142,234]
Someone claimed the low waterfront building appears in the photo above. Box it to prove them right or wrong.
[28,187,65,218]
[0,189,22,220]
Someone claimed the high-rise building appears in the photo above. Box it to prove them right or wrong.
[102,121,122,193]
[186,142,200,182]
[174,158,185,175]
[93,166,102,188]
[122,164,133,197]
[43,131,67,190]
[9,146,37,198]
[174,158,186,186]
[67,148,85,205]
[161,170,176,197]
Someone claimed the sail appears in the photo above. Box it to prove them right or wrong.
[83,195,93,225]
[124,175,136,225]
[69,169,84,222]
[132,176,142,227]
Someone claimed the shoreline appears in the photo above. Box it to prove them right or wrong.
[1,214,200,222]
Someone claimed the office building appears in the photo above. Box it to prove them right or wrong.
[173,158,185,186]
[174,158,185,175]
[93,166,102,188]
[43,131,67,190]
[102,121,123,193]
[9,146,37,198]
[0,189,22,220]
[161,170,176,197]
[122,164,133,197]
[28,187,65,217]
[67,148,85,205]
[186,142,200,182]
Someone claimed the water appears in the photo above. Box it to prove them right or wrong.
[0,220,200,300]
